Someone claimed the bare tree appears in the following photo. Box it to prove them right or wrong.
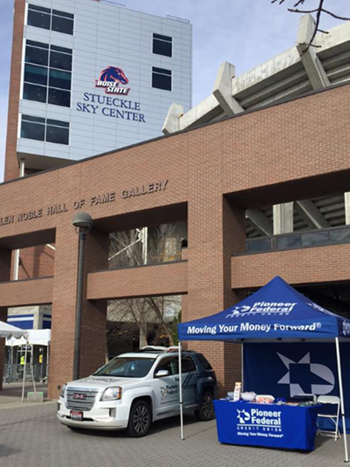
[272,1,350,49]
[107,222,186,353]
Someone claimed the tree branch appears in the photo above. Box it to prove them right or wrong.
[271,0,349,51]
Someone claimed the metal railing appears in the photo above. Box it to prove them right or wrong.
[3,364,49,383]
[245,225,350,254]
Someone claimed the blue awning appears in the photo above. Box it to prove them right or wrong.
[178,276,350,341]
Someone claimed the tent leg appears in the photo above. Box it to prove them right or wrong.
[31,348,37,394]
[241,343,244,391]
[179,341,184,440]
[22,343,28,402]
[335,337,349,462]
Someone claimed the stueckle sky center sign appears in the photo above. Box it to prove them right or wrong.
[76,66,146,123]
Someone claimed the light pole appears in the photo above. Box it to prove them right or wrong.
[72,212,93,380]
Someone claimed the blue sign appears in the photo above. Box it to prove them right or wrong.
[243,342,349,431]
[178,276,350,341]
[214,400,319,450]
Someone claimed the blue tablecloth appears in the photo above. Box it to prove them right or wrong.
[214,400,320,451]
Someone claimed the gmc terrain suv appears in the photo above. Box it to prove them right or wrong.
[57,347,217,437]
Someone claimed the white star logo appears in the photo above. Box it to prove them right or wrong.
[277,352,335,396]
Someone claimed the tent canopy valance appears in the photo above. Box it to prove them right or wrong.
[0,320,29,340]
[6,329,51,347]
[178,276,350,342]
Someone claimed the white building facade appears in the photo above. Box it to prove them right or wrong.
[17,0,192,170]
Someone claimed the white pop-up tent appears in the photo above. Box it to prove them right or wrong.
[6,329,51,388]
[0,320,29,401]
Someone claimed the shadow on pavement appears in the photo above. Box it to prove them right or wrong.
[62,413,213,439]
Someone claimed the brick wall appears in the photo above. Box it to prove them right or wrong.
[231,243,350,289]
[0,83,350,397]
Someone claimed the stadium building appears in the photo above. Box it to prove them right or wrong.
[4,0,192,337]
[1,9,350,397]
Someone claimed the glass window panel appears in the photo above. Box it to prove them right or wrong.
[181,357,196,373]
[49,69,71,90]
[152,72,172,91]
[22,114,45,124]
[47,119,69,128]
[52,9,74,19]
[48,88,70,107]
[50,45,72,55]
[51,15,74,35]
[46,125,69,145]
[24,64,48,86]
[50,51,72,71]
[329,228,350,244]
[153,33,172,42]
[276,235,301,250]
[301,231,328,248]
[27,10,50,30]
[152,66,172,75]
[247,237,271,253]
[153,39,172,57]
[25,45,48,66]
[23,83,47,103]
[26,40,49,49]
[155,356,178,376]
[21,121,45,141]
[29,4,51,13]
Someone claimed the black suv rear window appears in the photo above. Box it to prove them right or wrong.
[196,354,213,370]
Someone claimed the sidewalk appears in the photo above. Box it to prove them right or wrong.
[0,382,54,409]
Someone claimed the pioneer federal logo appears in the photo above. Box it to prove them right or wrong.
[95,66,130,95]
[236,407,283,437]
[277,351,335,396]
[226,301,297,318]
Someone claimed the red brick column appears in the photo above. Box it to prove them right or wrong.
[0,249,12,390]
[4,0,26,182]
[48,224,108,399]
[187,149,246,394]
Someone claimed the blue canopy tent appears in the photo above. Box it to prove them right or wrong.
[177,276,350,461]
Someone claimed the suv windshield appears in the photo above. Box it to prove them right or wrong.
[93,357,155,378]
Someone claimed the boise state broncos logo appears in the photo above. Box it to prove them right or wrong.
[95,66,130,95]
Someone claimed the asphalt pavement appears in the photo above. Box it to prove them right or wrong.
[0,401,348,467]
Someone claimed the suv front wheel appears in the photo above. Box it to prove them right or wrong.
[127,400,152,437]
[195,391,214,421]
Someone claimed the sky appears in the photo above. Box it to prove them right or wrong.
[0,0,349,182]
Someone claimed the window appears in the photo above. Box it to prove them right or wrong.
[181,357,196,373]
[155,356,178,376]
[52,10,74,35]
[23,40,72,108]
[196,354,213,371]
[27,5,50,30]
[27,4,74,35]
[21,115,70,145]
[152,67,172,91]
[153,33,172,57]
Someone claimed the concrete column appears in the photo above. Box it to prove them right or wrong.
[296,15,330,90]
[0,248,12,390]
[48,224,109,399]
[187,192,245,394]
[273,202,294,235]
[212,62,244,116]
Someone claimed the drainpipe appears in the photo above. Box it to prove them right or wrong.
[13,159,25,280]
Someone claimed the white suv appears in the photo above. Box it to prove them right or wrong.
[57,347,217,437]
